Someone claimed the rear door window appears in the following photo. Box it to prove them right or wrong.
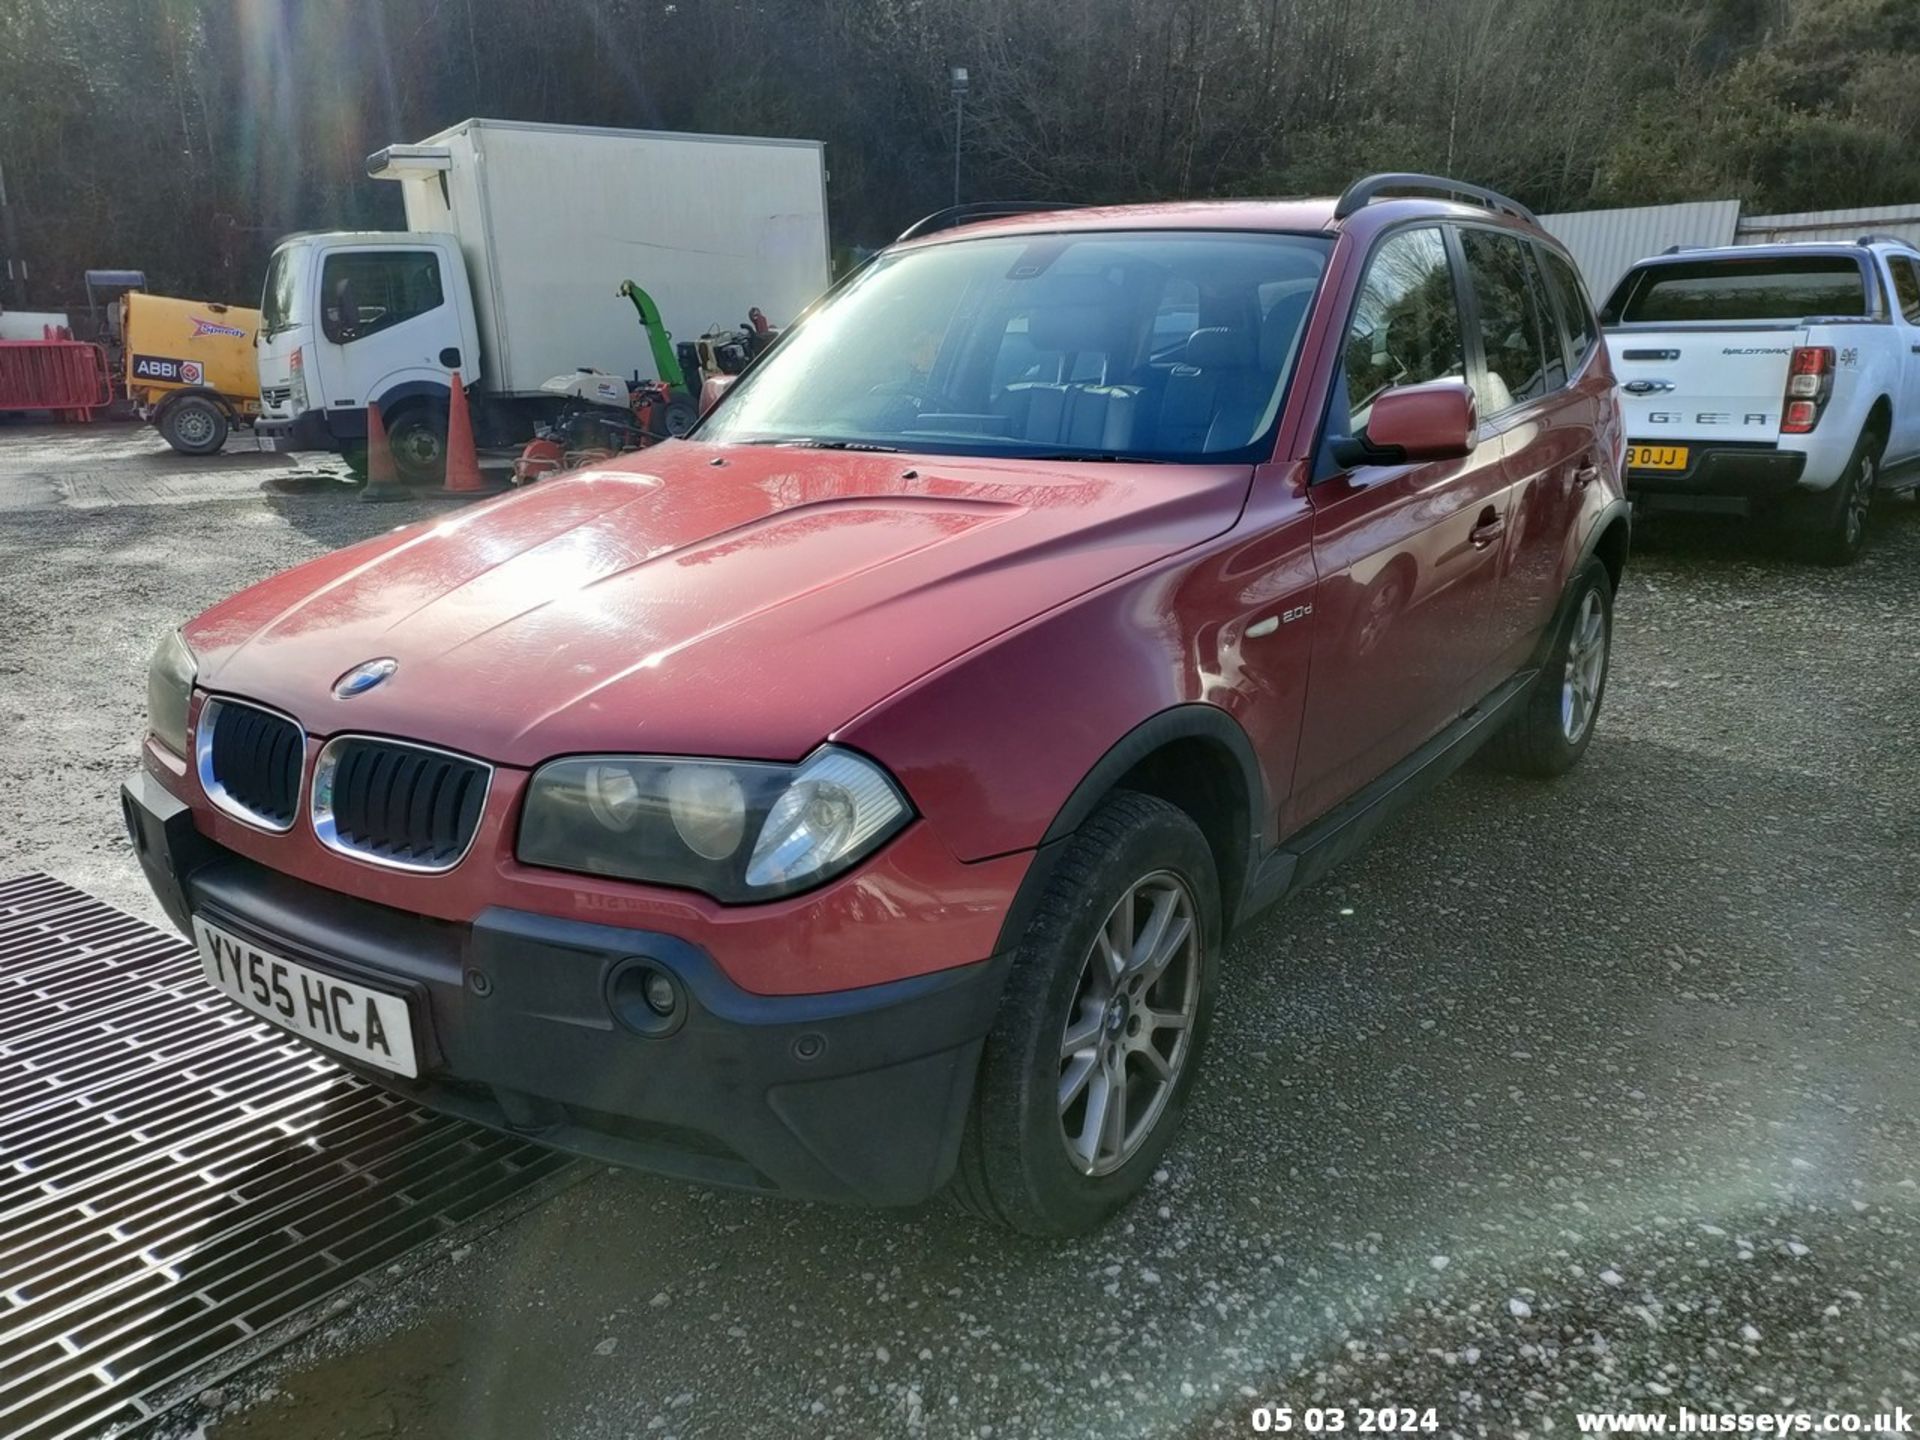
[1539,248,1598,371]
[1605,256,1870,324]
[1460,229,1553,412]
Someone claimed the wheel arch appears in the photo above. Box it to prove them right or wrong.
[153,386,238,421]
[374,378,453,421]
[1590,505,1630,594]
[995,705,1266,953]
[1865,394,1892,450]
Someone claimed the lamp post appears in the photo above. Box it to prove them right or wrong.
[949,66,969,208]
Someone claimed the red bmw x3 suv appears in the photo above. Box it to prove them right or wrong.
[126,174,1628,1235]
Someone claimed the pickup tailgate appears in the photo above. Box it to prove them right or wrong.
[1606,329,1804,445]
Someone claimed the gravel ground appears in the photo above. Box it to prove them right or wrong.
[1,422,1916,1439]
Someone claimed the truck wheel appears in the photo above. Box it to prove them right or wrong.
[158,396,228,455]
[1804,430,1879,567]
[1482,558,1613,778]
[951,791,1219,1236]
[385,404,449,485]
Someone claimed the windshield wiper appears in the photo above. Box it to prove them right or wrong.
[739,436,901,453]
[1008,452,1169,464]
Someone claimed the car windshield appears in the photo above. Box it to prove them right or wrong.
[698,229,1332,463]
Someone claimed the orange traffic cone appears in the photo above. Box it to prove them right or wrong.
[360,401,407,502]
[440,372,497,496]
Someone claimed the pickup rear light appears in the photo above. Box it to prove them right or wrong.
[1781,346,1833,434]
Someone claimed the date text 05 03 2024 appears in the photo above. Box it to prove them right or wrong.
[1250,1407,1440,1434]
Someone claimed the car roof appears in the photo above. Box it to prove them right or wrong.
[893,195,1554,250]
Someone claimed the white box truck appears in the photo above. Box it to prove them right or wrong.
[254,118,831,478]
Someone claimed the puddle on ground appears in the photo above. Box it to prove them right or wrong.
[204,1313,595,1440]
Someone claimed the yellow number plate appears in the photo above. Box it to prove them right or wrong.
[1626,444,1688,471]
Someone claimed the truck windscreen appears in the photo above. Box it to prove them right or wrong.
[1605,256,1869,324]
[260,248,300,335]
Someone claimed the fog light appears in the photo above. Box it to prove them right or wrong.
[608,961,687,1038]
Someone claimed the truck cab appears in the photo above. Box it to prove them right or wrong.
[255,231,480,479]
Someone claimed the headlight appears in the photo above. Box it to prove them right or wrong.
[146,629,197,756]
[517,745,910,902]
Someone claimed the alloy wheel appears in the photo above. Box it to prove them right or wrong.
[175,408,217,447]
[1559,588,1607,743]
[1057,871,1202,1176]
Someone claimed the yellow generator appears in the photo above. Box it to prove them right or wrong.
[120,292,262,454]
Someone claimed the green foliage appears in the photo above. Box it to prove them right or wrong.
[1,0,1916,309]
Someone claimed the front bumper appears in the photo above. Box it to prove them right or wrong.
[1626,443,1808,512]
[254,406,338,452]
[123,769,1006,1207]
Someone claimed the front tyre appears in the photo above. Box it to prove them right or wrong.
[951,791,1219,1236]
[1483,557,1614,778]
[385,403,449,485]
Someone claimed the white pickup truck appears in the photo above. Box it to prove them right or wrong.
[1601,238,1920,563]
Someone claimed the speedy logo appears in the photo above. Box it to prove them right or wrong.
[190,316,247,339]
[131,355,205,385]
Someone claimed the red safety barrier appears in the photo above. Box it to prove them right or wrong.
[0,339,113,417]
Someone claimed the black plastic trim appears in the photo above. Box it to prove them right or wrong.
[1039,704,1266,849]
[1257,669,1536,913]
[1624,445,1807,498]
[119,775,1008,1208]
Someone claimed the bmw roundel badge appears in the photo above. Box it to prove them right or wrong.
[333,657,399,698]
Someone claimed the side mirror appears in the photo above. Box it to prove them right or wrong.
[1333,380,1477,467]
[699,374,737,414]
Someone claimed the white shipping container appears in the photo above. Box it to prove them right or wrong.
[375,119,831,397]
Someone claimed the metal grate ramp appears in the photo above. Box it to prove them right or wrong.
[0,873,572,1439]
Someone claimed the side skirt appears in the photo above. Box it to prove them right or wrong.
[1235,668,1539,929]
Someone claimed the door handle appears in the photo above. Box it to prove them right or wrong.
[1573,462,1601,488]
[1470,508,1505,548]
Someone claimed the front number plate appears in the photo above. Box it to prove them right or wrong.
[193,916,420,1077]
[1626,443,1689,471]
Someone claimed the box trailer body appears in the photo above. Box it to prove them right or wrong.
[254,118,831,472]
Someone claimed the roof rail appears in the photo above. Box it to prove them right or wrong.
[1332,172,1536,225]
[896,201,1081,243]
[1857,232,1913,248]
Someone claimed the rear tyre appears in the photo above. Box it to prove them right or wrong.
[158,395,228,456]
[951,791,1219,1236]
[1802,429,1879,567]
[385,403,449,485]
[1483,558,1613,779]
